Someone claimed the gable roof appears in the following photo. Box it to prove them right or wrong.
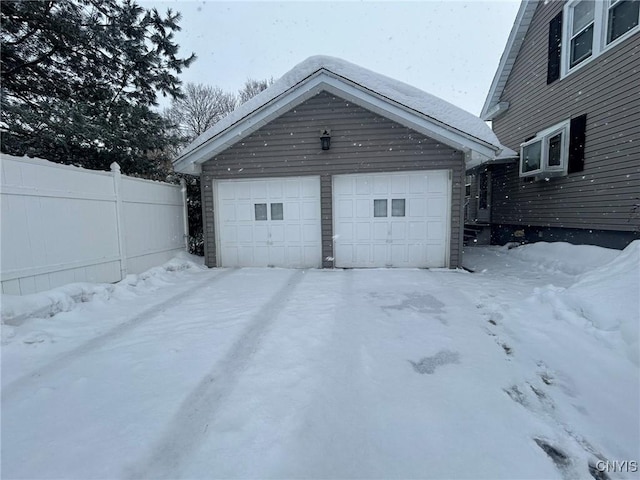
[173,56,515,174]
[480,0,538,120]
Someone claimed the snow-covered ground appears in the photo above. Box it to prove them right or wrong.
[1,243,638,479]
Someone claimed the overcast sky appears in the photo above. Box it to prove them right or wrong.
[143,1,521,116]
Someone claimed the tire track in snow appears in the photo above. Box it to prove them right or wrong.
[1,269,235,400]
[125,269,306,480]
[283,270,379,478]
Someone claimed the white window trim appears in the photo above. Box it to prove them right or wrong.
[519,120,570,179]
[561,0,640,78]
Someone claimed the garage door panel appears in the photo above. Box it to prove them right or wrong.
[251,182,267,199]
[269,246,285,264]
[287,247,301,264]
[252,224,268,242]
[221,204,237,222]
[408,222,426,240]
[284,181,299,198]
[428,172,447,192]
[427,221,445,240]
[236,224,252,241]
[427,245,445,264]
[286,203,300,220]
[408,244,426,262]
[337,200,353,218]
[238,246,256,265]
[355,177,370,194]
[356,199,369,218]
[391,222,406,240]
[304,246,318,263]
[221,225,238,243]
[337,222,353,241]
[409,175,426,194]
[373,223,387,240]
[285,224,301,242]
[334,170,450,268]
[221,246,236,260]
[302,224,319,242]
[219,183,235,200]
[373,244,386,264]
[270,224,285,242]
[233,204,250,221]
[231,183,249,200]
[427,198,445,217]
[356,222,370,241]
[216,177,321,268]
[391,175,407,194]
[302,201,317,220]
[356,245,370,264]
[301,178,318,197]
[390,244,406,264]
[268,181,283,199]
[373,176,388,194]
[408,198,426,217]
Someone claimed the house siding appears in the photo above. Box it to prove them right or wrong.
[491,1,640,238]
[200,91,465,268]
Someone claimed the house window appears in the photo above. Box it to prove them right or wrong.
[560,0,640,76]
[569,0,595,68]
[608,0,640,43]
[520,121,569,178]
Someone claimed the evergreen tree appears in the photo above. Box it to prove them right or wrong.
[1,0,195,177]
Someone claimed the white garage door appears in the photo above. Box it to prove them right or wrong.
[333,170,450,268]
[215,177,322,267]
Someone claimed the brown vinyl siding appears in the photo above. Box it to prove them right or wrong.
[491,1,640,233]
[200,91,465,268]
[320,175,333,268]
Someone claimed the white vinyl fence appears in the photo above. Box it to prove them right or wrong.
[1,155,188,295]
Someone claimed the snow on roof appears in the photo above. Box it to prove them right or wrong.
[177,55,511,164]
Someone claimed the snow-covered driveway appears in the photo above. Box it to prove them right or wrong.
[2,244,638,479]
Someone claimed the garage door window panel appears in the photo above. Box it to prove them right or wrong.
[374,199,388,217]
[392,199,406,217]
[270,203,284,220]
[255,204,268,221]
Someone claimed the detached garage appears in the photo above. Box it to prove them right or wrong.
[173,56,513,269]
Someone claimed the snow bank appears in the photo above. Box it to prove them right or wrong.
[559,241,640,364]
[505,241,620,275]
[1,253,204,326]
[1,283,114,327]
[516,241,640,365]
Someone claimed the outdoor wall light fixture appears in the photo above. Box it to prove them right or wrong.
[320,129,331,150]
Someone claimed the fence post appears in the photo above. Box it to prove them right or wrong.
[180,178,189,252]
[111,162,128,279]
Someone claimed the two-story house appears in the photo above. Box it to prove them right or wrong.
[473,0,639,249]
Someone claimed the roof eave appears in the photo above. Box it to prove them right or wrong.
[465,147,518,171]
[174,72,505,174]
[480,0,538,120]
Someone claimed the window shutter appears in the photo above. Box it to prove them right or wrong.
[568,114,587,173]
[547,12,563,84]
